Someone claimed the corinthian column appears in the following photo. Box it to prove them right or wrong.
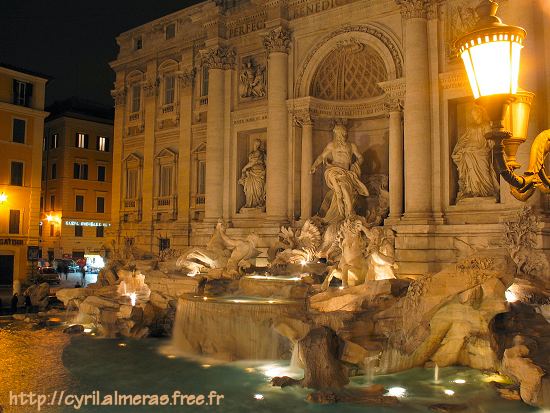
[264,27,291,222]
[201,46,235,222]
[397,0,432,219]
[387,99,404,220]
[295,110,314,220]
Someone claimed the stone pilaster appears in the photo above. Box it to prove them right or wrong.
[110,85,126,245]
[264,27,291,222]
[294,110,314,220]
[142,63,159,251]
[386,98,404,221]
[397,0,433,220]
[177,67,195,243]
[202,46,235,222]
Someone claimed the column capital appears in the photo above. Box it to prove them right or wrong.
[395,0,432,19]
[292,109,314,126]
[143,79,159,98]
[263,26,292,54]
[111,87,126,107]
[177,68,196,89]
[384,98,404,113]
[201,46,236,70]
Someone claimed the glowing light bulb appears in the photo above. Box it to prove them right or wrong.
[201,364,211,369]
[254,394,264,400]
[444,389,455,396]
[245,368,255,373]
[167,354,176,359]
[83,328,92,333]
[118,343,127,348]
[203,296,208,301]
[453,379,466,384]
[387,387,406,398]
[338,286,345,290]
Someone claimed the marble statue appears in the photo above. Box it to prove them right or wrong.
[239,59,266,99]
[452,105,499,202]
[322,218,370,289]
[269,219,322,267]
[239,139,266,210]
[310,124,369,223]
[364,227,397,281]
[176,221,260,278]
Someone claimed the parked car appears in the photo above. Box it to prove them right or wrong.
[53,259,80,273]
[36,267,61,284]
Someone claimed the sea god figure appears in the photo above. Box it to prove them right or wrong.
[452,105,499,202]
[239,139,266,210]
[310,124,369,222]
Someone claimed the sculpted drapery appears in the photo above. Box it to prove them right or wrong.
[310,124,369,222]
[239,139,266,210]
[452,106,499,202]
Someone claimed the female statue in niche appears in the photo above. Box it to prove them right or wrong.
[239,139,266,210]
[452,105,499,202]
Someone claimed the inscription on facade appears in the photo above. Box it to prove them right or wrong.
[228,21,266,38]
[288,0,352,19]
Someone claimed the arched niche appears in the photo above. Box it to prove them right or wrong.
[295,24,403,99]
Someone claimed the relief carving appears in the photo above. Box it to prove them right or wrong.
[445,0,478,58]
[111,88,126,106]
[239,57,266,100]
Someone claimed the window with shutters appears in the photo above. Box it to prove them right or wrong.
[13,80,32,107]
[73,162,88,180]
[198,160,206,195]
[164,74,175,105]
[165,23,176,40]
[159,165,173,197]
[97,166,106,182]
[9,210,20,234]
[97,136,110,152]
[75,225,83,237]
[51,163,57,179]
[126,169,138,199]
[10,162,23,186]
[50,133,58,149]
[201,65,209,97]
[76,133,88,149]
[131,84,141,113]
[96,226,104,238]
[75,195,84,212]
[50,195,55,210]
[12,118,26,143]
[49,224,54,237]
[96,197,105,213]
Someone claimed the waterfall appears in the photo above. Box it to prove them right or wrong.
[172,296,305,361]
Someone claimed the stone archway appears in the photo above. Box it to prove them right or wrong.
[295,24,404,99]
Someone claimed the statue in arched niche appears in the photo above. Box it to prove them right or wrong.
[239,139,266,210]
[452,105,499,203]
[310,123,369,222]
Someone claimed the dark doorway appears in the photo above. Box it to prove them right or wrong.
[0,255,15,287]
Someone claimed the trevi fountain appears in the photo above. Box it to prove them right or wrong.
[3,0,550,412]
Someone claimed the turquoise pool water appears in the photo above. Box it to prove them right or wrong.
[0,324,542,413]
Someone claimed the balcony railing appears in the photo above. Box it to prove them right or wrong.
[129,112,141,122]
[154,195,177,210]
[199,97,208,106]
[123,198,141,210]
[161,104,174,114]
[191,194,205,208]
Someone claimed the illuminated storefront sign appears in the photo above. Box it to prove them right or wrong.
[0,238,24,245]
[64,221,111,227]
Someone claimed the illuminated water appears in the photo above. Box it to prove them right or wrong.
[0,322,542,413]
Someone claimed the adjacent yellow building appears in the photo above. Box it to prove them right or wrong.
[41,98,113,269]
[0,63,49,292]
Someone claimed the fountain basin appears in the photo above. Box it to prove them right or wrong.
[173,294,306,361]
[238,275,309,299]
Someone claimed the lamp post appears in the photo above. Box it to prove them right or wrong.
[455,0,550,201]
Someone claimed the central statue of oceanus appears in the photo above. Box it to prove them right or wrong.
[310,124,369,223]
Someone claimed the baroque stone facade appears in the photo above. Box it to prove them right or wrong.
[109,0,550,276]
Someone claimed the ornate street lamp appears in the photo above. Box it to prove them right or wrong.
[455,0,550,201]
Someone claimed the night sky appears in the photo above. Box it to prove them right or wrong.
[0,0,200,107]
